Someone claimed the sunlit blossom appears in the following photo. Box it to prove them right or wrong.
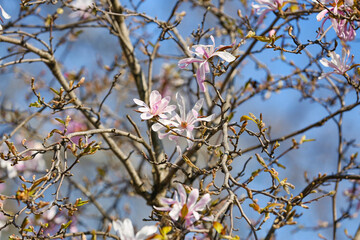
[316,0,356,41]
[252,0,284,24]
[319,48,352,78]
[134,90,176,120]
[112,218,157,240]
[154,184,212,227]
[152,92,213,149]
[178,36,235,92]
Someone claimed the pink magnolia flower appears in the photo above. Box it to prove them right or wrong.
[155,184,212,227]
[69,0,94,19]
[66,117,88,144]
[112,218,157,240]
[319,48,352,79]
[134,90,176,120]
[0,5,11,30]
[152,92,214,148]
[252,0,284,24]
[178,36,235,92]
[316,0,356,41]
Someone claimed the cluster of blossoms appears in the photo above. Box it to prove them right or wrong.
[111,184,212,239]
[134,90,213,149]
[0,5,10,30]
[251,0,357,42]
[178,36,236,92]
[316,0,356,41]
[154,183,212,228]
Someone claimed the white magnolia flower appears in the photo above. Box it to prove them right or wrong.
[178,35,235,92]
[152,92,214,149]
[112,218,157,240]
[154,183,212,227]
[133,90,176,120]
[319,48,352,79]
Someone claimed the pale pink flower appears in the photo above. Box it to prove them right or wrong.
[66,117,88,143]
[0,5,11,30]
[133,90,176,120]
[252,0,284,24]
[316,0,356,41]
[178,36,235,92]
[319,48,352,79]
[152,92,213,148]
[69,0,94,19]
[154,184,212,227]
[112,218,157,240]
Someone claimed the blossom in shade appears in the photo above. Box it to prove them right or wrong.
[319,48,352,79]
[134,90,176,120]
[14,141,46,177]
[0,159,17,179]
[152,92,214,148]
[178,36,235,92]
[316,0,356,41]
[112,218,157,240]
[252,0,284,24]
[0,5,11,30]
[158,64,185,97]
[154,184,212,227]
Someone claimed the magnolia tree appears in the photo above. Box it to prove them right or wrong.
[1,0,360,239]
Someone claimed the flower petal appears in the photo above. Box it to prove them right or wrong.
[192,99,204,113]
[135,225,157,240]
[176,92,187,121]
[149,90,162,107]
[133,98,147,107]
[196,63,207,92]
[187,188,199,210]
[0,6,11,20]
[122,218,135,238]
[140,112,153,120]
[212,51,236,62]
[177,183,187,205]
[169,204,182,221]
[316,9,328,21]
[193,193,211,211]
[178,58,204,69]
